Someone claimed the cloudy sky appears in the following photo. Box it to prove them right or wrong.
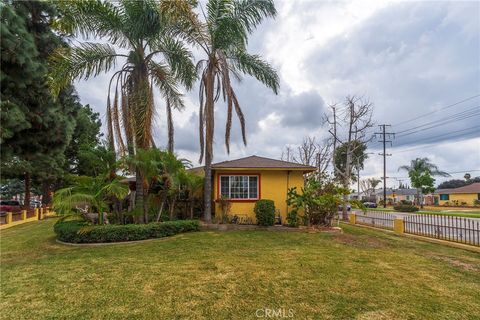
[76,0,480,188]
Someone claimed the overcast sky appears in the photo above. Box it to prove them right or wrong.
[75,0,480,188]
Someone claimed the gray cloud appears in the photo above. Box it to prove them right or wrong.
[304,1,480,150]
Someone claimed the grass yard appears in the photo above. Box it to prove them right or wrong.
[1,219,480,319]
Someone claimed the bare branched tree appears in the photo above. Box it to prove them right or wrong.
[360,178,382,200]
[325,96,374,220]
[281,136,332,179]
[281,145,294,162]
[293,137,318,166]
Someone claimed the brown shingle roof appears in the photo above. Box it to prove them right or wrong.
[435,182,480,194]
[211,155,316,171]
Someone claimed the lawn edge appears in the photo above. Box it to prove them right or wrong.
[346,223,480,253]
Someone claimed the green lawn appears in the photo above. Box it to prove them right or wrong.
[1,220,480,319]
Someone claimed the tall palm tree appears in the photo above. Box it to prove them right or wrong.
[398,157,450,207]
[188,0,279,222]
[49,0,197,220]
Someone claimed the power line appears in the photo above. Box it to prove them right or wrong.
[393,130,479,153]
[393,94,480,127]
[395,125,479,147]
[396,106,480,136]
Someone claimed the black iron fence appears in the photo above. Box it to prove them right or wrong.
[404,214,480,247]
[355,211,394,230]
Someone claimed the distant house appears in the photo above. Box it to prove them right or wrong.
[196,155,315,223]
[434,183,480,206]
[375,188,420,204]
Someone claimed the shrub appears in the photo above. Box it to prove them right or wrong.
[54,220,200,243]
[287,177,346,227]
[286,211,300,227]
[393,204,419,212]
[254,199,275,226]
[474,199,480,206]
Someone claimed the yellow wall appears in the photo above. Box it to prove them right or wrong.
[213,169,306,224]
[437,193,478,206]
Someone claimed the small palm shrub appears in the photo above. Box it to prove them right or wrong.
[254,200,275,226]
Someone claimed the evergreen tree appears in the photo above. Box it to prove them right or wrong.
[1,1,76,206]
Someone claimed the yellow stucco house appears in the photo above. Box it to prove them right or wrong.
[206,155,315,224]
[435,182,480,206]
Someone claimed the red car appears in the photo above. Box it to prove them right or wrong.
[0,200,22,214]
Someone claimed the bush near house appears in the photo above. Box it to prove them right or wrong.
[286,211,300,227]
[393,204,419,212]
[254,200,276,226]
[54,220,199,243]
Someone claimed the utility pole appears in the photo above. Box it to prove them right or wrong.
[375,124,395,208]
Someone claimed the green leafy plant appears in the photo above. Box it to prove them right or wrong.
[254,199,275,226]
[286,211,300,227]
[287,177,346,227]
[217,196,232,224]
[54,220,199,243]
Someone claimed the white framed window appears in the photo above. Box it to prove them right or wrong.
[219,175,259,200]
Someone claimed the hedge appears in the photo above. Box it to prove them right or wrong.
[393,204,419,212]
[54,220,200,244]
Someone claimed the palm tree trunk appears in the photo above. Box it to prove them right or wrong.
[190,199,194,219]
[203,66,215,223]
[169,198,176,220]
[135,167,145,223]
[166,99,174,153]
[156,198,166,222]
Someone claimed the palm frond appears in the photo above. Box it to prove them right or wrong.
[49,43,121,96]
[149,37,197,89]
[230,49,279,93]
[233,0,276,33]
[148,61,185,110]
[53,0,128,47]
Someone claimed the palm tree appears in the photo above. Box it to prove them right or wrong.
[181,171,204,219]
[53,176,129,224]
[398,157,450,207]
[49,0,196,220]
[188,0,279,222]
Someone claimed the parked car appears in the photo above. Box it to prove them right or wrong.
[338,204,351,211]
[0,200,22,214]
[30,200,42,208]
[363,202,377,208]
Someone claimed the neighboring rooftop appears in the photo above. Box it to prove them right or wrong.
[435,182,480,194]
[211,155,316,171]
[375,188,419,196]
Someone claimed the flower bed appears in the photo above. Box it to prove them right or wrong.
[54,220,199,244]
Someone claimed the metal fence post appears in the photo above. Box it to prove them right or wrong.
[394,218,404,234]
[349,213,357,225]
